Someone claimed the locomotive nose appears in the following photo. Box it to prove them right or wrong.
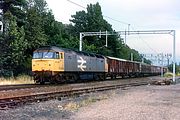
[32,60,53,71]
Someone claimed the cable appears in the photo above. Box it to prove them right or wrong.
[66,0,129,25]
[67,0,86,9]
[102,15,129,25]
[130,26,158,54]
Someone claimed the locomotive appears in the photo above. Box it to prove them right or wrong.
[32,46,167,84]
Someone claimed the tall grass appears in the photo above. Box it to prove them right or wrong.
[164,72,180,77]
[164,72,173,77]
[63,95,109,111]
[0,75,34,85]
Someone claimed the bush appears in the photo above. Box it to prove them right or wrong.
[0,69,14,77]
[164,72,173,77]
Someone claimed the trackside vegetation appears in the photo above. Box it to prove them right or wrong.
[0,0,178,77]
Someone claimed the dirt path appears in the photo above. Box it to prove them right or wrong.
[71,84,180,120]
[1,84,180,120]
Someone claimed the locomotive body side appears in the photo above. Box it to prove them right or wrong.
[63,50,106,80]
[32,46,107,84]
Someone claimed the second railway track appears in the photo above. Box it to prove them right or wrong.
[0,77,160,110]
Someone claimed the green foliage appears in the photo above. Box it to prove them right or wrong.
[164,72,173,77]
[69,2,146,64]
[70,3,119,56]
[25,6,47,50]
[168,64,180,74]
[0,13,26,74]
[0,1,152,76]
[1,0,26,27]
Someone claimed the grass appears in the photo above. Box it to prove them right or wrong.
[164,72,180,78]
[63,94,110,111]
[177,73,180,76]
[164,72,173,77]
[0,75,34,85]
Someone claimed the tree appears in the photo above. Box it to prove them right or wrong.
[0,13,26,74]
[168,63,180,74]
[0,0,26,30]
[70,2,118,55]
[70,2,147,64]
[0,0,27,75]
[25,0,48,51]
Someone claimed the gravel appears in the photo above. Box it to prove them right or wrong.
[0,83,180,120]
[71,84,180,120]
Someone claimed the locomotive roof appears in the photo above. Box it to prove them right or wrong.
[106,56,127,62]
[35,46,66,52]
[34,46,105,58]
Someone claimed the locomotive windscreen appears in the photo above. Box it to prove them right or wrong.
[33,52,60,59]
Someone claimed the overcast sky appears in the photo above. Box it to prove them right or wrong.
[45,0,180,64]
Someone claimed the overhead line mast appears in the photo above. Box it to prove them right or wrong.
[79,30,176,83]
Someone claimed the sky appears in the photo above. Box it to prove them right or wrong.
[45,0,180,65]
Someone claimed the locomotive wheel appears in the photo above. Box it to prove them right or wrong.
[72,74,79,82]
[40,81,45,85]
[99,74,105,80]
[93,74,100,81]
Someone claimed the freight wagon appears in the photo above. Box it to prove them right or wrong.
[32,46,167,84]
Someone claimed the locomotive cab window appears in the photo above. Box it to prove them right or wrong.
[60,52,63,59]
[33,51,61,59]
[55,52,59,59]
[33,52,43,59]
[43,52,54,59]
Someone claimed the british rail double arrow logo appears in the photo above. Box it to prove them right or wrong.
[77,57,86,71]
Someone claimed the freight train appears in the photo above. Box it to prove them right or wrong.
[32,46,167,84]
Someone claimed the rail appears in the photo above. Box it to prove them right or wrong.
[0,79,149,110]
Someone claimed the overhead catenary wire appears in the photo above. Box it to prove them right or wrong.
[67,1,169,61]
[67,0,86,9]
[130,26,158,54]
[66,0,130,25]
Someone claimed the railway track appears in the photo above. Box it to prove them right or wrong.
[0,84,39,91]
[0,84,63,91]
[0,77,162,110]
